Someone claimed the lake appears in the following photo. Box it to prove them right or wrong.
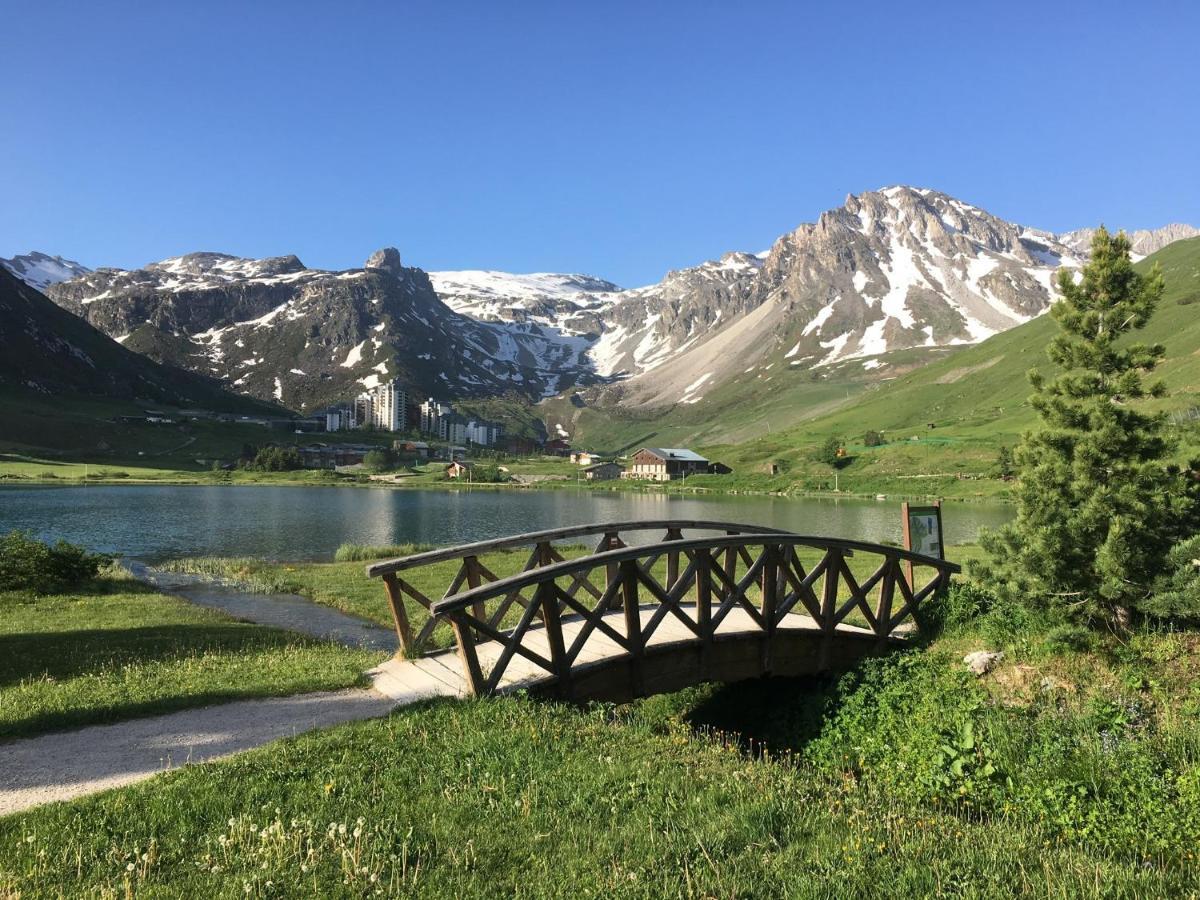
[0,485,1014,562]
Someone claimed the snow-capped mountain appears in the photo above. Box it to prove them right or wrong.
[434,189,1196,412]
[0,252,90,292]
[1057,223,1200,261]
[19,186,1198,415]
[43,248,600,411]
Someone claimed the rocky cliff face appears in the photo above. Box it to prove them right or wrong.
[0,266,270,411]
[45,250,597,410]
[18,187,1198,415]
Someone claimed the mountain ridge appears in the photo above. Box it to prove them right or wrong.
[9,189,1196,415]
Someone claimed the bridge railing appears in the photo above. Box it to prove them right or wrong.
[367,523,959,697]
[365,520,791,657]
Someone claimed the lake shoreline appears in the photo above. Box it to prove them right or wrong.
[0,469,1012,506]
[0,482,1015,563]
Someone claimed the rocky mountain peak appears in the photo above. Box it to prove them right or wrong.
[0,251,91,292]
[365,247,403,275]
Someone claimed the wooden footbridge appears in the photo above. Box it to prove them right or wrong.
[365,520,958,703]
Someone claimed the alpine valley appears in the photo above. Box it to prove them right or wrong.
[5,186,1196,435]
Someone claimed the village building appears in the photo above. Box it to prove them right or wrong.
[322,403,357,432]
[354,379,408,431]
[623,448,709,481]
[445,460,474,479]
[392,439,429,459]
[570,450,600,466]
[583,461,623,481]
[296,444,375,469]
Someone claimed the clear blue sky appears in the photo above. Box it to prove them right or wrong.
[2,0,1196,286]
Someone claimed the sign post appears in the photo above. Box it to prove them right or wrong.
[901,500,944,587]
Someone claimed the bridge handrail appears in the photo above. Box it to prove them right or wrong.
[364,519,792,577]
[432,533,959,616]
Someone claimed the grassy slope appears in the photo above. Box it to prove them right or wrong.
[0,569,382,740]
[2,609,1197,896]
[549,236,1200,498]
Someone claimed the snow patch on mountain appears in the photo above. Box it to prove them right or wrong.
[1,252,91,292]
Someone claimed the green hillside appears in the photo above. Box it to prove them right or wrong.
[552,236,1200,498]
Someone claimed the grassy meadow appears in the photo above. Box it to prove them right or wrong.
[2,587,1198,896]
[0,566,382,740]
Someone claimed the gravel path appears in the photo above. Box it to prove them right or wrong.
[125,561,399,652]
[0,565,409,817]
[0,689,400,817]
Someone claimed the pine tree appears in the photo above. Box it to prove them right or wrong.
[977,226,1193,625]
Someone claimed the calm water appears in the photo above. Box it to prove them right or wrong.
[0,485,1014,562]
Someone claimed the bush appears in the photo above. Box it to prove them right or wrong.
[472,464,509,483]
[0,531,112,594]
[814,436,842,467]
[1042,624,1095,654]
[246,447,303,472]
[363,448,397,472]
[864,430,886,447]
[1145,535,1200,621]
[915,581,996,636]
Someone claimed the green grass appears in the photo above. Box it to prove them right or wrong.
[332,542,435,562]
[3,607,1199,896]
[0,568,383,740]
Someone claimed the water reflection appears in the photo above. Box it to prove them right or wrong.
[0,485,1013,562]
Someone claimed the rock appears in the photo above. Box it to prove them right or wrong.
[963,650,1004,676]
[364,247,403,276]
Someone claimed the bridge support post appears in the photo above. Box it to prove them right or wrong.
[381,573,414,657]
[464,556,487,646]
[695,549,713,670]
[818,549,842,671]
[539,583,571,699]
[760,544,779,675]
[620,560,645,697]
[665,527,683,592]
[875,557,898,651]
[448,612,485,696]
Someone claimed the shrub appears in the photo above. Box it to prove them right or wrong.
[0,531,112,594]
[363,448,397,472]
[1144,534,1200,621]
[1042,624,1095,654]
[471,464,509,483]
[246,447,303,471]
[814,436,843,467]
[864,430,886,447]
[915,581,996,636]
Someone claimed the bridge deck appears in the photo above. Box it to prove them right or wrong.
[369,604,904,702]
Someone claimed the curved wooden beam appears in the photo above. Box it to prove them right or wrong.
[364,520,792,577]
